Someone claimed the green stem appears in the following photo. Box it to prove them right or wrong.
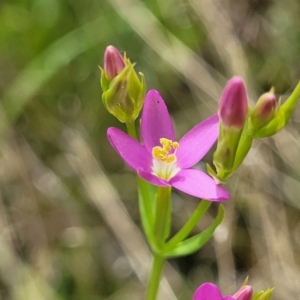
[125,119,169,300]
[137,177,157,248]
[154,187,171,247]
[164,200,211,252]
[126,121,137,139]
[138,177,155,224]
[146,254,165,300]
[145,187,171,299]
[125,120,157,247]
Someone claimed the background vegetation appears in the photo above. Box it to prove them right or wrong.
[1,0,300,299]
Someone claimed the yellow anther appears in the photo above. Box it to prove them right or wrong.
[165,154,176,164]
[151,138,179,163]
[159,138,172,151]
[152,147,166,160]
[160,138,168,144]
[172,141,179,149]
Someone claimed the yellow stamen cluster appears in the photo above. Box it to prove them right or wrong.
[152,138,179,164]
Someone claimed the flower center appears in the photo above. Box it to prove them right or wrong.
[151,138,180,180]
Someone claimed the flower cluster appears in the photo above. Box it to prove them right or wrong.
[208,76,300,183]
[100,45,300,300]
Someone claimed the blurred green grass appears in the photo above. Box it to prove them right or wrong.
[1,0,300,299]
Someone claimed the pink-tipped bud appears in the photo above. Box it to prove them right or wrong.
[219,76,248,129]
[104,45,125,79]
[232,285,253,300]
[252,91,277,125]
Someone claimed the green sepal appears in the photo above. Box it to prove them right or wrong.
[206,163,222,184]
[137,178,158,251]
[253,288,274,300]
[130,71,146,119]
[213,125,243,173]
[210,117,254,183]
[206,163,231,185]
[253,108,285,139]
[101,64,132,122]
[162,204,224,258]
[212,107,252,183]
[99,66,110,92]
[210,119,253,184]
[253,81,300,138]
[231,119,254,173]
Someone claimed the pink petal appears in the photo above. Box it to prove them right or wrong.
[141,90,175,152]
[218,76,248,129]
[193,283,224,300]
[170,169,230,201]
[137,170,171,187]
[176,114,219,168]
[104,45,125,79]
[232,285,253,300]
[107,127,152,172]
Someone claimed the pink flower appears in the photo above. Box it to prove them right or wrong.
[194,283,235,300]
[107,90,230,201]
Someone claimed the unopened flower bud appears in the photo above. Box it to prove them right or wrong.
[233,285,253,300]
[209,77,249,182]
[253,81,300,138]
[104,45,125,80]
[100,45,146,123]
[218,76,248,129]
[250,91,277,130]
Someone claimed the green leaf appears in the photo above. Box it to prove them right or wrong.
[99,67,110,92]
[253,109,285,139]
[163,204,225,258]
[163,200,211,252]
